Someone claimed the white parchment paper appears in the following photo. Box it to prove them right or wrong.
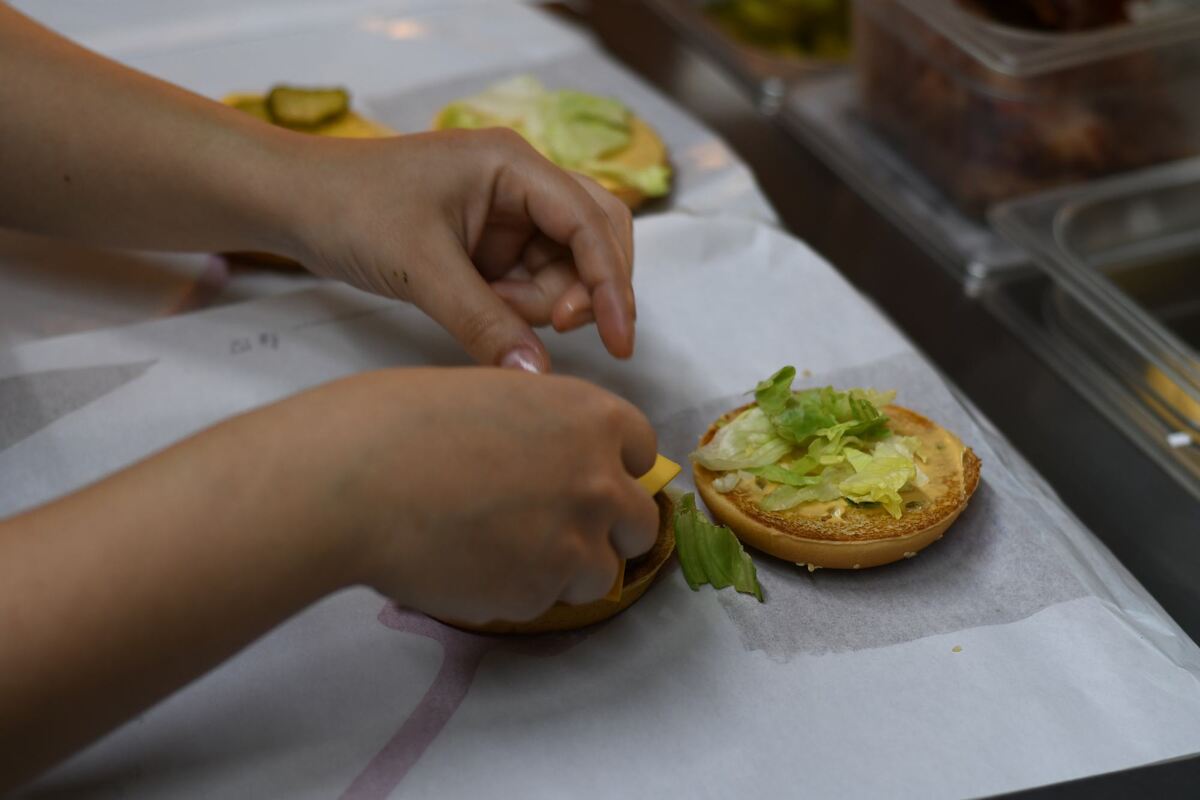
[5,214,1200,799]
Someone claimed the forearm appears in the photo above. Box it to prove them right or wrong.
[0,401,363,788]
[0,3,305,255]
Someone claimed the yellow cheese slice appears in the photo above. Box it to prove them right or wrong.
[603,454,681,602]
[638,453,682,496]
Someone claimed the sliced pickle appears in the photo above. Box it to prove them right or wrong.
[265,86,350,130]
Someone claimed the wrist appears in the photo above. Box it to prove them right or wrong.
[254,133,348,272]
[221,125,326,262]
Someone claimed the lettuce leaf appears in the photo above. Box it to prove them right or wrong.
[754,366,796,416]
[689,406,792,471]
[541,89,631,165]
[582,162,672,197]
[750,368,893,447]
[838,447,915,519]
[674,494,763,601]
[446,75,543,125]
[748,462,821,487]
[696,366,924,518]
[434,75,672,194]
[759,462,852,511]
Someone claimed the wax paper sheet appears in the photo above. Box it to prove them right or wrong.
[6,214,1200,799]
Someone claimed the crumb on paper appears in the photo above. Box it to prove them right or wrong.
[795,563,822,573]
[952,645,963,653]
[903,551,917,559]
[802,369,812,378]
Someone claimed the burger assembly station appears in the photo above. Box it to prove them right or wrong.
[2,1,1199,797]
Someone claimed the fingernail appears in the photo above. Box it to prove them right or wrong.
[559,294,593,329]
[500,347,543,374]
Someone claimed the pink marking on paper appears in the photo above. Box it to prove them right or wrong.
[340,605,587,800]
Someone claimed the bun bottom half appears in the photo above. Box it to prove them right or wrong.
[695,405,981,570]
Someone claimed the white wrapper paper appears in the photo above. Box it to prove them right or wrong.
[5,214,1200,799]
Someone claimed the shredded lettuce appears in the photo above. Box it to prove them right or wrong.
[754,366,796,416]
[748,462,821,487]
[838,447,915,519]
[436,76,669,197]
[690,406,792,471]
[582,161,672,197]
[674,494,763,601]
[690,365,926,518]
[759,462,852,511]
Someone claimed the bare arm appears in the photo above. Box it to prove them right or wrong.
[0,3,637,369]
[0,3,296,255]
[0,368,658,789]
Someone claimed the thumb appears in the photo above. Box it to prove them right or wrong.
[413,241,550,373]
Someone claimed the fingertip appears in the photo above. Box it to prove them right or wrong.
[594,281,635,359]
[498,335,551,374]
[551,283,594,332]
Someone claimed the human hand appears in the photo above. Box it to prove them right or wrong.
[279,129,636,373]
[275,367,658,624]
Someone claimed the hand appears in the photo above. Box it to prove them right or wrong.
[279,368,659,624]
[0,367,657,781]
[282,129,636,373]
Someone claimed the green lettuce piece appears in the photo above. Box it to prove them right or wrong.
[747,367,894,446]
[541,90,631,166]
[770,389,837,444]
[838,447,915,519]
[689,406,792,471]
[759,462,852,511]
[674,494,763,601]
[754,366,796,416]
[437,103,488,130]
[445,75,543,125]
[748,462,821,487]
[582,162,672,198]
[701,366,923,518]
[435,75,668,195]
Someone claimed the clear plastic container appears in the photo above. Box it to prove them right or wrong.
[854,0,1200,217]
[991,157,1200,496]
[645,0,847,111]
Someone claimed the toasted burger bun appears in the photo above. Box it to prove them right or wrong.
[695,405,980,570]
[443,492,675,635]
[431,108,670,211]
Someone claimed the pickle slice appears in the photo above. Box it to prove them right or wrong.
[265,86,350,130]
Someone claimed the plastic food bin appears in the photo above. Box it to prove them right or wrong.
[991,156,1200,497]
[854,0,1200,217]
